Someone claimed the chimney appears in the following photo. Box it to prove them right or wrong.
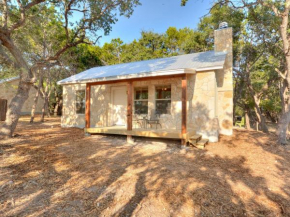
[214,22,233,136]
[214,22,233,62]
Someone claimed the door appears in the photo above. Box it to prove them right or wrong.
[111,86,127,126]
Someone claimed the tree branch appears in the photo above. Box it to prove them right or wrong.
[275,68,287,80]
[9,0,46,32]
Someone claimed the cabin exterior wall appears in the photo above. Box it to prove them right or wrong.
[61,75,221,142]
[0,79,44,114]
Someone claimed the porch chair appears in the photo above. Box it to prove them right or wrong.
[133,114,143,129]
[235,117,245,128]
[146,113,162,129]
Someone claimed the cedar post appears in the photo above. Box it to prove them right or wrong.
[181,74,187,145]
[127,81,133,130]
[127,81,133,143]
[85,83,91,128]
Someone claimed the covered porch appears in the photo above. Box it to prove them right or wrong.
[85,74,191,144]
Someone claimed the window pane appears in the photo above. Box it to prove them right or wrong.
[76,90,85,114]
[156,100,171,115]
[155,86,171,99]
[140,90,148,99]
[76,90,85,101]
[135,90,141,100]
[135,88,148,100]
[134,101,148,114]
[76,102,85,114]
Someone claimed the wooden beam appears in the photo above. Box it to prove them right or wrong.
[181,74,187,135]
[127,81,133,131]
[87,74,185,86]
[85,84,91,128]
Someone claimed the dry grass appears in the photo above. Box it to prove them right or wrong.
[1,116,290,216]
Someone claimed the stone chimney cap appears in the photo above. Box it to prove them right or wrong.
[219,22,228,29]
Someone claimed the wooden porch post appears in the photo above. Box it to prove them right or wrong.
[181,74,187,145]
[127,81,134,143]
[85,83,91,128]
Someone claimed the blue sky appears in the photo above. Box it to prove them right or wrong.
[97,0,214,46]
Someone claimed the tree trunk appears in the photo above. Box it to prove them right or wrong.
[40,98,46,122]
[277,109,290,145]
[53,87,59,116]
[277,81,289,145]
[266,111,277,123]
[54,101,59,116]
[40,96,49,122]
[30,89,40,123]
[245,108,251,130]
[30,74,43,123]
[0,33,34,137]
[251,93,268,133]
[246,68,269,133]
[0,80,31,137]
[253,104,268,133]
[276,3,290,144]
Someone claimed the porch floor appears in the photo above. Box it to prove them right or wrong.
[85,126,196,140]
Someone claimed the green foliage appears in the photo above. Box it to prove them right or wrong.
[181,0,188,6]
[198,3,245,62]
[68,44,103,73]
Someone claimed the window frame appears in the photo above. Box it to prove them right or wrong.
[134,87,149,115]
[155,85,171,115]
[75,90,86,115]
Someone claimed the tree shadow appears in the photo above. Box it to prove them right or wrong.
[1,117,290,216]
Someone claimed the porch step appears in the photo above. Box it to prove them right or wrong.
[195,139,209,149]
[188,134,202,144]
[188,134,209,149]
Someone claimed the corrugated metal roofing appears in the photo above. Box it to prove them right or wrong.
[58,50,227,85]
[0,76,20,84]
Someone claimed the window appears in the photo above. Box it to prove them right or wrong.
[134,87,148,114]
[155,85,171,115]
[76,90,85,114]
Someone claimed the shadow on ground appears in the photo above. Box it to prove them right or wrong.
[0,117,290,216]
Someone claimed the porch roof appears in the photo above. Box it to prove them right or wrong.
[57,50,227,85]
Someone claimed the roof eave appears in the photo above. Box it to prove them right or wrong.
[195,65,224,72]
[57,64,224,86]
[57,68,188,85]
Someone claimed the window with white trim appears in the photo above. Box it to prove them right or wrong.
[134,87,148,115]
[155,85,171,115]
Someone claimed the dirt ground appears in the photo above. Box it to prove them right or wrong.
[1,117,290,217]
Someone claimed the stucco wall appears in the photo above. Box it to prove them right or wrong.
[0,79,44,114]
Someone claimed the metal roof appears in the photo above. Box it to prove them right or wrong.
[0,76,20,84]
[58,51,227,85]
